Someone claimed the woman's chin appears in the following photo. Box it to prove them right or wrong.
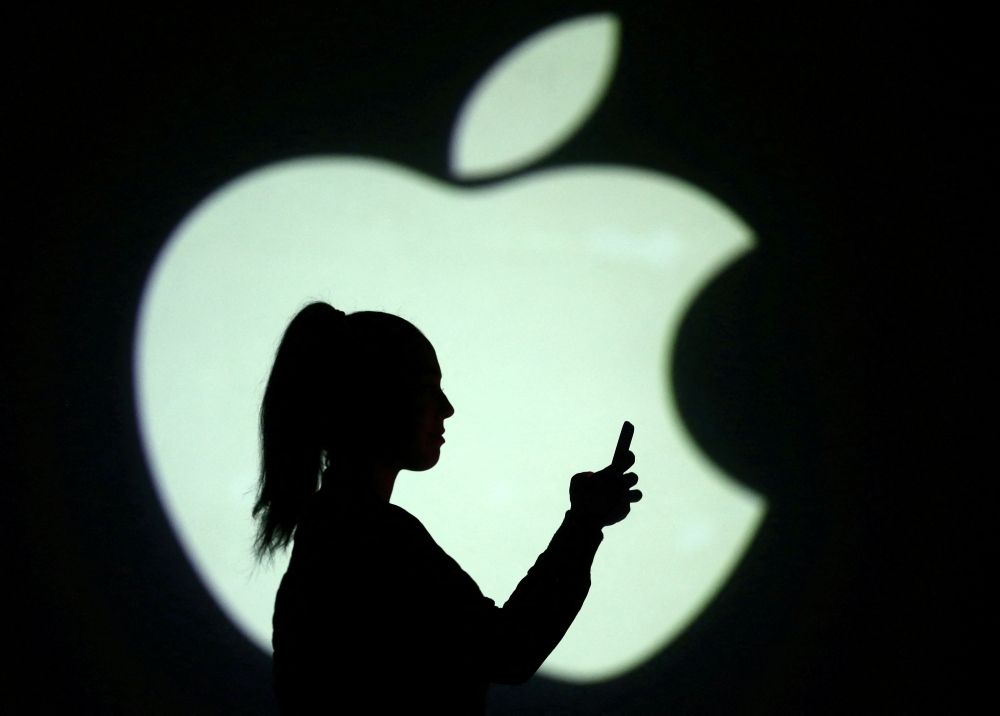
[423,450,442,470]
[405,448,441,472]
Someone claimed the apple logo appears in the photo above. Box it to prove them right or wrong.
[134,13,765,682]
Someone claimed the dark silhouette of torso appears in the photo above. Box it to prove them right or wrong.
[272,476,603,715]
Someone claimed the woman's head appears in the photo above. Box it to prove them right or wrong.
[252,302,453,560]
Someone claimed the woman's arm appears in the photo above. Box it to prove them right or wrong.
[482,509,603,683]
[483,451,641,684]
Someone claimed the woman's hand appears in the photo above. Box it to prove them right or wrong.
[569,450,642,528]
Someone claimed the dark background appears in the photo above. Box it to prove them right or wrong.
[3,2,982,714]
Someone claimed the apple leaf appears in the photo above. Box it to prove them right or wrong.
[449,13,620,181]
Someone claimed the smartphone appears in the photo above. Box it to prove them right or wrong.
[613,421,634,466]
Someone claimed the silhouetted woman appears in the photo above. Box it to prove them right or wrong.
[253,302,641,715]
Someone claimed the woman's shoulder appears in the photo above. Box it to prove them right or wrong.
[370,502,442,558]
[383,501,432,534]
[293,488,433,550]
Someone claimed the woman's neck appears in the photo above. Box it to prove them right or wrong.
[325,459,399,503]
[371,463,398,502]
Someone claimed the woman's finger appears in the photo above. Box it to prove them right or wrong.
[628,489,643,503]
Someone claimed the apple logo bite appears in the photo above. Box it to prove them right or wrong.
[134,13,766,682]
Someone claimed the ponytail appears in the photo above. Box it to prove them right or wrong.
[252,302,346,561]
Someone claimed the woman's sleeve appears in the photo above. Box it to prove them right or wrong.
[480,510,604,684]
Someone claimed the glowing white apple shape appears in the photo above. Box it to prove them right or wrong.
[134,13,765,682]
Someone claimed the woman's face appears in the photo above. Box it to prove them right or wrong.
[399,350,454,472]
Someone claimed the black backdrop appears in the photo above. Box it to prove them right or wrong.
[3,2,982,714]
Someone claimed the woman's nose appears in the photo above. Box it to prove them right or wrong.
[441,392,455,418]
